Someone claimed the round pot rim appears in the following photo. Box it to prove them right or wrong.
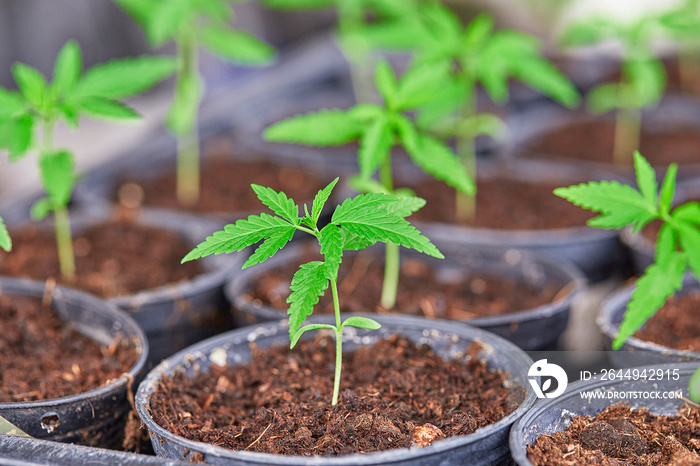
[597,281,700,359]
[509,361,699,466]
[227,240,586,328]
[136,314,536,465]
[0,276,148,409]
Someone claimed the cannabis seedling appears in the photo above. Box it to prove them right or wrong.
[183,178,442,405]
[413,2,580,220]
[555,151,700,400]
[0,216,10,252]
[560,15,666,166]
[264,0,427,101]
[0,41,175,279]
[115,0,275,206]
[264,59,470,309]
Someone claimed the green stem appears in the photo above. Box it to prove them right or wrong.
[337,0,373,103]
[379,156,398,309]
[42,119,76,281]
[613,107,640,167]
[176,31,200,207]
[330,279,342,406]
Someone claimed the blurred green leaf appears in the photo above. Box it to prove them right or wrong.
[200,25,275,64]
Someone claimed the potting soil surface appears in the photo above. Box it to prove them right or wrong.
[150,335,522,456]
[0,293,139,402]
[524,120,700,169]
[634,290,700,352]
[410,177,593,229]
[527,401,700,465]
[251,251,560,319]
[0,219,203,298]
[119,151,328,214]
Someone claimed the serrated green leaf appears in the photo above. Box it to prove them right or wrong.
[182,213,296,262]
[374,60,398,109]
[319,224,343,279]
[415,77,468,130]
[613,253,686,349]
[587,83,621,114]
[395,62,450,111]
[12,63,47,109]
[39,150,76,208]
[347,103,384,123]
[52,41,82,96]
[0,217,11,252]
[342,316,381,330]
[633,151,657,206]
[554,180,656,230]
[75,97,141,120]
[243,227,296,269]
[358,116,393,178]
[30,197,52,221]
[200,25,275,64]
[341,229,376,250]
[167,71,200,134]
[655,223,675,266]
[113,0,161,28]
[287,261,329,338]
[678,222,700,281]
[263,0,334,10]
[658,164,677,217]
[251,184,299,225]
[332,193,443,258]
[509,57,580,108]
[407,135,475,195]
[76,56,176,99]
[672,202,700,225]
[0,89,25,121]
[311,177,339,225]
[290,323,336,348]
[382,195,425,218]
[264,110,363,146]
[0,114,34,161]
[394,113,419,152]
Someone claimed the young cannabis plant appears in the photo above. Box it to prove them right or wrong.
[0,216,10,252]
[114,0,276,206]
[413,2,580,220]
[263,0,426,102]
[561,15,666,166]
[555,151,700,400]
[0,41,175,279]
[264,59,471,309]
[183,178,443,405]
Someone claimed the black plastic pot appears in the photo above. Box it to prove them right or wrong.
[0,207,244,366]
[226,239,585,351]
[0,277,147,448]
[136,314,536,465]
[401,158,626,282]
[598,280,700,366]
[509,362,698,466]
[0,434,188,465]
[506,95,700,181]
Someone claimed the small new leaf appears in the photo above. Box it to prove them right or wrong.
[311,178,339,225]
[290,324,336,349]
[342,316,381,330]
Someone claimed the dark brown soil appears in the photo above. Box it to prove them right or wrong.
[119,141,329,214]
[0,293,139,402]
[0,219,203,298]
[527,401,700,465]
[634,290,700,352]
[149,334,522,456]
[249,250,560,320]
[409,177,593,229]
[524,120,700,169]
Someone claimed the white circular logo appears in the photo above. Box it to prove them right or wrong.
[528,359,568,399]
